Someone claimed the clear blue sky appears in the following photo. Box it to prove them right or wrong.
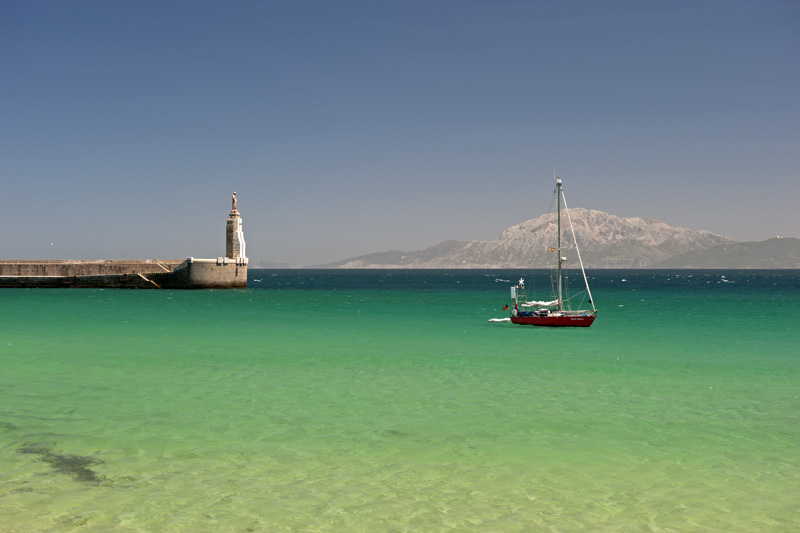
[2,1,798,265]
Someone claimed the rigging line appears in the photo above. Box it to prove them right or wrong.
[544,174,557,223]
[561,189,596,311]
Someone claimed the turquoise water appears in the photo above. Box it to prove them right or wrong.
[1,269,798,531]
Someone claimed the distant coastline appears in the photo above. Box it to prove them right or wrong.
[251,236,800,270]
[250,207,799,271]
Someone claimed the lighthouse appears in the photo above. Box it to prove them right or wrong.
[226,191,246,261]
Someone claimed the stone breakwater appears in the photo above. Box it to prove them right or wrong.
[0,260,183,277]
[1,193,249,289]
[0,258,247,289]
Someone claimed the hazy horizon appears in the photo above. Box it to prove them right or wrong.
[2,1,798,265]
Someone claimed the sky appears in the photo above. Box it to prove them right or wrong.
[1,0,798,265]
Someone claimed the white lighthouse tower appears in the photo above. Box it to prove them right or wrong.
[226,191,246,262]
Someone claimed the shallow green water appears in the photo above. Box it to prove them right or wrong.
[1,270,798,531]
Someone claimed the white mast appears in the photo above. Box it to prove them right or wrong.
[556,176,563,311]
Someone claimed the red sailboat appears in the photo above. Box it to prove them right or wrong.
[509,177,597,327]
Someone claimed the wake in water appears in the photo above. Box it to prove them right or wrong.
[488,318,511,322]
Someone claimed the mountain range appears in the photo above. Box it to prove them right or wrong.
[253,209,800,269]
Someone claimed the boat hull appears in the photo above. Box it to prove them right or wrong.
[511,313,596,327]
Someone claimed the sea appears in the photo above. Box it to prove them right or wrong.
[1,269,798,532]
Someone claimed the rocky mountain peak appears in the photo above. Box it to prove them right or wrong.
[314,208,737,268]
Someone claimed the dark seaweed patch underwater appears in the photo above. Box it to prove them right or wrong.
[18,445,105,483]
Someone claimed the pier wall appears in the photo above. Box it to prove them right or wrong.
[0,260,183,277]
[0,259,247,289]
[150,258,248,289]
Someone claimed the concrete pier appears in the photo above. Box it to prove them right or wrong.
[0,194,248,289]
